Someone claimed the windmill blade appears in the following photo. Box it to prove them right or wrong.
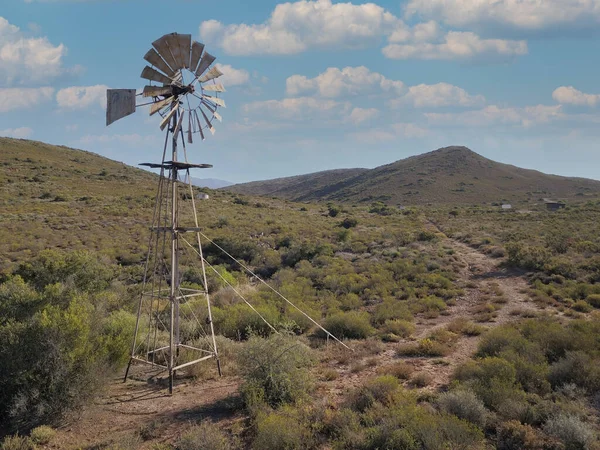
[178,34,192,68]
[174,108,184,136]
[202,95,226,107]
[187,113,193,144]
[152,34,179,72]
[143,85,172,98]
[200,99,222,122]
[159,102,179,131]
[198,65,223,83]
[202,84,226,93]
[106,89,136,126]
[164,33,187,70]
[144,48,175,77]
[141,66,172,85]
[150,97,174,116]
[190,41,205,73]
[195,52,216,77]
[194,110,205,141]
[200,108,216,135]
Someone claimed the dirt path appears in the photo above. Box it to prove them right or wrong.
[52,371,242,449]
[326,224,541,394]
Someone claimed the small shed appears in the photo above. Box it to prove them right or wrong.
[501,204,512,210]
[197,193,210,200]
[545,201,565,211]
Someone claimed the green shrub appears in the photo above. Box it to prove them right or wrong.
[397,338,451,357]
[380,319,415,337]
[572,300,592,313]
[252,409,313,450]
[383,362,415,380]
[549,351,600,393]
[29,425,56,445]
[496,420,545,450]
[320,311,373,340]
[436,389,487,427]
[0,435,34,450]
[237,333,314,408]
[346,375,400,412]
[339,217,358,229]
[176,422,233,450]
[586,294,600,308]
[543,414,596,449]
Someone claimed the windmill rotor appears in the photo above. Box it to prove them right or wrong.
[107,32,225,145]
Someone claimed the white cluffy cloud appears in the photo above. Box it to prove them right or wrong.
[394,82,485,108]
[0,16,80,86]
[214,63,250,86]
[200,0,400,55]
[383,31,527,61]
[347,107,379,124]
[425,104,564,128]
[56,85,109,110]
[404,0,600,33]
[0,127,33,138]
[242,96,351,119]
[553,86,600,107]
[286,66,405,97]
[0,87,54,112]
[200,0,528,62]
[286,66,484,108]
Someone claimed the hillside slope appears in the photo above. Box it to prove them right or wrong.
[0,138,161,270]
[227,146,600,205]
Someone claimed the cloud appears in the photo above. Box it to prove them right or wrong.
[383,31,527,61]
[286,66,483,108]
[425,104,564,127]
[0,87,54,112]
[242,96,351,119]
[349,122,428,142]
[214,63,250,86]
[56,85,108,110]
[347,107,379,124]
[0,16,80,86]
[404,0,600,34]
[0,127,33,138]
[286,66,405,97]
[200,0,401,55]
[392,82,485,108]
[553,86,600,107]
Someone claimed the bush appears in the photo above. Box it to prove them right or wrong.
[339,217,358,229]
[497,420,544,450]
[397,338,451,357]
[176,422,233,450]
[380,319,415,338]
[586,294,600,308]
[543,414,596,449]
[320,311,373,340]
[252,409,312,450]
[0,435,34,450]
[437,390,487,427]
[383,362,415,380]
[346,375,400,412]
[237,333,314,408]
[29,425,56,445]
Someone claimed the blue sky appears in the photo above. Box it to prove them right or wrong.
[1,0,600,183]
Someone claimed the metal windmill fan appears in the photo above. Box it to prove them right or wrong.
[106,33,226,394]
[107,32,225,142]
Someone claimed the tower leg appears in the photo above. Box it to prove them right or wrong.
[123,358,133,383]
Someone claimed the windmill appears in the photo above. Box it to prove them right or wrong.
[106,33,225,393]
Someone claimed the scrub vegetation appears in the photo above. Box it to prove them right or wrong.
[1,138,600,449]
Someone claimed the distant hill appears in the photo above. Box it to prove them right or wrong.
[225,146,600,205]
[190,177,233,189]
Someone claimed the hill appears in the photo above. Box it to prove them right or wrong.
[0,137,161,271]
[226,146,600,205]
